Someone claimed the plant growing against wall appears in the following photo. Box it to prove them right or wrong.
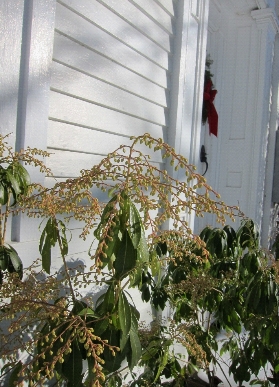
[3,132,272,387]
[147,219,279,387]
[0,136,50,283]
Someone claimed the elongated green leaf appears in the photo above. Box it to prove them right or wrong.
[87,355,95,385]
[94,195,118,239]
[39,218,59,273]
[7,245,23,279]
[0,183,8,205]
[103,221,120,261]
[57,220,69,256]
[71,300,88,315]
[128,327,142,370]
[78,307,95,317]
[46,217,58,245]
[8,361,22,387]
[62,339,83,387]
[114,230,137,279]
[15,163,31,189]
[6,170,21,195]
[199,226,213,245]
[154,345,169,382]
[118,291,131,349]
[0,246,8,271]
[138,231,149,263]
[129,202,142,249]
[119,192,130,230]
[93,317,109,336]
[103,283,115,313]
[42,238,51,274]
[103,328,125,373]
[1,362,17,375]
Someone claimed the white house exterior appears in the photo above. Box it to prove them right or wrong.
[1,0,279,261]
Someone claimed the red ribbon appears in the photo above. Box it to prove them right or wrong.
[204,80,218,137]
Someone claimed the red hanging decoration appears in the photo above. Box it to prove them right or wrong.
[203,80,218,137]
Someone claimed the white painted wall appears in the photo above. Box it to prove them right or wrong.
[0,0,210,328]
[2,0,279,259]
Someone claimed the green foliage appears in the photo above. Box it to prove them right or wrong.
[153,219,279,386]
[1,133,278,387]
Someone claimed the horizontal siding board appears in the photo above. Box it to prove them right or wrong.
[53,33,167,107]
[49,92,166,136]
[47,150,163,177]
[56,1,169,71]
[97,0,171,50]
[129,0,173,34]
[54,17,167,89]
[51,61,166,125]
[154,0,174,16]
[47,150,105,177]
[47,121,164,162]
[59,0,170,61]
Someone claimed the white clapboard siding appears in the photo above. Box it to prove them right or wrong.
[53,34,167,107]
[49,92,165,136]
[129,0,173,34]
[47,0,174,238]
[96,0,171,51]
[47,149,163,177]
[55,2,168,84]
[51,62,166,125]
[47,121,164,161]
[58,0,169,68]
[154,0,174,16]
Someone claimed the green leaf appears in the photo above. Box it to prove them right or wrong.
[137,231,149,264]
[78,307,95,317]
[94,195,118,239]
[46,217,58,245]
[6,170,21,195]
[93,318,109,336]
[57,220,69,256]
[62,339,83,387]
[0,182,8,205]
[199,226,213,243]
[0,246,9,271]
[103,328,125,373]
[42,237,51,274]
[39,218,59,273]
[1,362,16,375]
[7,163,31,201]
[8,361,22,387]
[114,230,137,279]
[128,326,142,370]
[118,291,132,349]
[7,245,23,279]
[87,355,95,385]
[103,222,120,261]
[71,300,88,315]
[103,283,115,313]
[154,346,168,382]
[129,202,142,249]
[15,163,31,188]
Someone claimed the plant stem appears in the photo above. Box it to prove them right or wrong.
[57,225,76,302]
[212,352,233,387]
